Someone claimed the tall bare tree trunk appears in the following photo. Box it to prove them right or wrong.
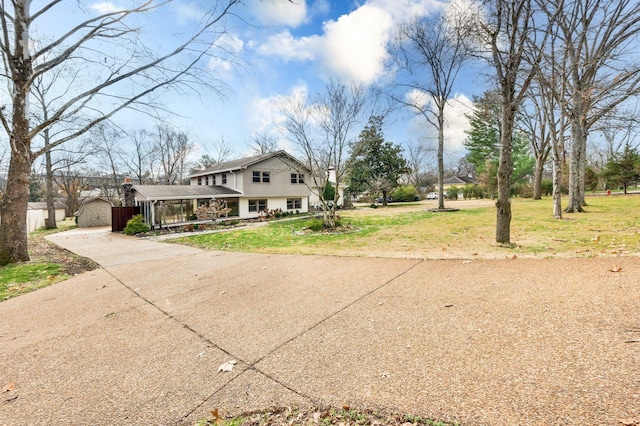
[0,1,33,263]
[44,148,57,229]
[566,99,586,212]
[496,99,514,244]
[532,153,545,199]
[437,110,446,210]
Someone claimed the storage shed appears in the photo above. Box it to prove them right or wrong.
[27,202,67,233]
[75,196,114,228]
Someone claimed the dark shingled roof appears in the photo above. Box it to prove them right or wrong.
[132,185,242,201]
[188,150,309,178]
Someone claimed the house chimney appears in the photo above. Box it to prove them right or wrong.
[121,174,135,206]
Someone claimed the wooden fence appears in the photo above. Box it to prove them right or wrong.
[111,206,140,232]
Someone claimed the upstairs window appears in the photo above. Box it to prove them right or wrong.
[222,173,227,184]
[205,176,209,186]
[291,173,305,184]
[197,177,202,185]
[252,171,270,183]
[213,175,217,185]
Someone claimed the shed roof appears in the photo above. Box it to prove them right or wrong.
[132,185,242,201]
[28,201,66,210]
[75,196,114,216]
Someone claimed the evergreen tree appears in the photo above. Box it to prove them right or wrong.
[601,143,640,193]
[464,91,534,196]
[347,116,408,206]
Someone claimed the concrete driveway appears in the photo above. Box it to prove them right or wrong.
[1,227,639,425]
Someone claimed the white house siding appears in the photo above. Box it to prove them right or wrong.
[239,196,309,219]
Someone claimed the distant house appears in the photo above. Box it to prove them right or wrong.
[26,202,67,233]
[128,150,312,228]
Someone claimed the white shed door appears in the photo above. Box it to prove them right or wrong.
[87,204,108,226]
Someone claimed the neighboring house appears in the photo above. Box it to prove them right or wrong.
[127,151,312,228]
[26,202,67,233]
[75,196,114,228]
[308,167,348,209]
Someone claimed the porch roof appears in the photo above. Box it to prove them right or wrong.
[132,185,242,201]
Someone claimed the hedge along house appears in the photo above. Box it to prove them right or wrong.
[188,150,312,218]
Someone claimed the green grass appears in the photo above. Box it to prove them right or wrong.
[171,195,640,259]
[0,219,81,301]
[0,262,62,300]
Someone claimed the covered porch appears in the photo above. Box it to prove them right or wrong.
[130,185,242,229]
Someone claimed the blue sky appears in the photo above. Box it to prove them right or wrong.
[37,0,488,167]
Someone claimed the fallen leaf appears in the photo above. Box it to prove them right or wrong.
[444,304,453,308]
[211,408,221,424]
[217,360,237,373]
[617,418,637,426]
[343,405,350,411]
[3,382,15,393]
[462,260,472,264]
[610,266,623,273]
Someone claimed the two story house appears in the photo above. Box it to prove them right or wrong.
[128,151,312,228]
[188,150,312,218]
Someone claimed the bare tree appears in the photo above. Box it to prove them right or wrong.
[248,132,279,155]
[476,0,552,244]
[405,141,432,195]
[281,80,367,228]
[541,0,640,212]
[121,129,156,184]
[0,0,242,264]
[395,9,472,210]
[87,122,126,198]
[153,124,194,185]
[520,85,552,200]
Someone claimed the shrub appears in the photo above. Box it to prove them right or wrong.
[391,185,418,202]
[446,185,460,200]
[305,218,324,232]
[463,184,485,199]
[124,214,150,235]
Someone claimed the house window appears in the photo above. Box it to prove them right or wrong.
[291,173,304,184]
[248,199,267,212]
[197,177,202,185]
[213,175,217,185]
[222,173,227,184]
[252,171,270,183]
[205,176,209,185]
[287,198,302,210]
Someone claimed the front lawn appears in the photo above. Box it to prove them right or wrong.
[170,195,640,259]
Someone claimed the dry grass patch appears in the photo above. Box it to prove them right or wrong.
[172,195,640,259]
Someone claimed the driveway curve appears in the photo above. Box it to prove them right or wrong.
[1,227,639,425]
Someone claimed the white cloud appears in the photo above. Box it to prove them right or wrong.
[318,5,393,84]
[406,91,473,155]
[172,2,208,24]
[250,84,309,134]
[256,0,447,85]
[207,33,245,77]
[257,31,319,61]
[90,2,121,14]
[251,0,308,27]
